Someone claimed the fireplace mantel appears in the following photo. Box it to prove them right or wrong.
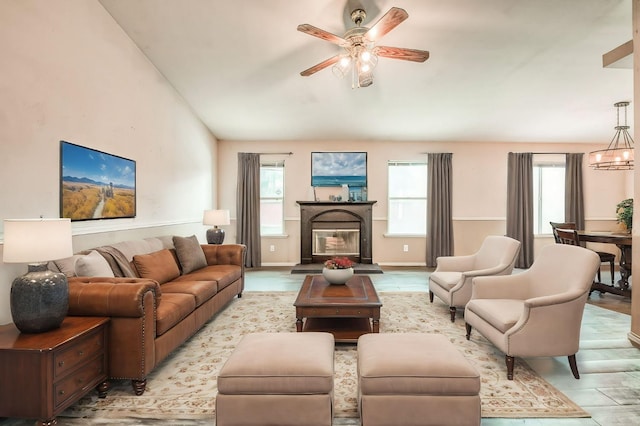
[297,201,376,264]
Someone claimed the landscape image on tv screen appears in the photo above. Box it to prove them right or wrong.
[311,152,367,187]
[60,141,136,221]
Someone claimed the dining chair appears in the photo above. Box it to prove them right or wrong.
[549,221,615,284]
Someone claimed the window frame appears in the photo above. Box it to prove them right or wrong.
[259,160,285,236]
[387,161,428,236]
[532,161,565,236]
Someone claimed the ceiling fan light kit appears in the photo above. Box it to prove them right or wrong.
[298,7,429,89]
[589,101,635,170]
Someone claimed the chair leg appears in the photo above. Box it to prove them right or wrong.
[568,354,580,379]
[610,260,615,284]
[429,291,434,303]
[505,355,515,380]
[465,323,472,340]
[449,306,456,322]
[597,267,601,283]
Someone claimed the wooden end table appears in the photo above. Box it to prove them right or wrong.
[294,274,382,343]
[0,316,109,425]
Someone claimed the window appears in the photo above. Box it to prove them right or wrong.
[533,163,565,235]
[388,161,428,234]
[260,161,284,235]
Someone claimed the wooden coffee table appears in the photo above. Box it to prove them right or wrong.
[294,274,382,343]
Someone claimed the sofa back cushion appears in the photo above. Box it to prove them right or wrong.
[173,235,208,274]
[133,249,181,284]
[74,250,116,277]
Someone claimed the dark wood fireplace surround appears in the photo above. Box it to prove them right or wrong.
[297,201,376,264]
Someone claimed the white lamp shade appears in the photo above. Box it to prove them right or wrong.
[203,209,230,226]
[3,218,73,263]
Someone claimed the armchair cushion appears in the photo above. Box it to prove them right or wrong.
[465,299,523,333]
[429,272,462,290]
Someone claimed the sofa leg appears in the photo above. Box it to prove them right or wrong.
[568,354,580,379]
[465,323,472,340]
[505,355,515,380]
[132,379,147,395]
[238,292,243,298]
[449,307,456,322]
[429,291,434,303]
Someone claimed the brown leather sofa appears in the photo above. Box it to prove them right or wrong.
[50,235,246,395]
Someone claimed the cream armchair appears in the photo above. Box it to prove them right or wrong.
[464,244,600,380]
[429,236,521,321]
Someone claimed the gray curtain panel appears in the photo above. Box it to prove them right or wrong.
[426,153,454,267]
[236,153,261,268]
[565,153,585,229]
[506,152,534,268]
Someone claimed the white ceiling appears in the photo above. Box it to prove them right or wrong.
[98,0,634,144]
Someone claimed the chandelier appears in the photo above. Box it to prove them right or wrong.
[589,101,635,170]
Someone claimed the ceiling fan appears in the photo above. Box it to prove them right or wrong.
[297,6,429,88]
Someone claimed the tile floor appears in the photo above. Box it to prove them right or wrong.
[1,267,638,425]
[244,267,640,426]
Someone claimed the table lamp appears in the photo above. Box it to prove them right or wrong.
[203,209,230,244]
[2,218,73,333]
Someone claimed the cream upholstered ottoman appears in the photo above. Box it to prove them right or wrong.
[216,332,335,426]
[358,333,481,426]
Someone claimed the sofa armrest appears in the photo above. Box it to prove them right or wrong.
[68,277,160,317]
[201,244,246,267]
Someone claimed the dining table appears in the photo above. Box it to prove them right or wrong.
[577,230,632,297]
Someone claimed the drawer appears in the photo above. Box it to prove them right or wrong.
[54,328,105,379]
[54,355,106,409]
[309,307,375,317]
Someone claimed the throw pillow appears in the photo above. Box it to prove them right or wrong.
[173,235,207,274]
[133,249,180,284]
[74,250,115,277]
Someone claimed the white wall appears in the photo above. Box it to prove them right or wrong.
[0,1,218,325]
[218,140,630,265]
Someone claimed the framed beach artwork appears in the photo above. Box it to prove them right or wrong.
[311,152,367,187]
[60,141,136,221]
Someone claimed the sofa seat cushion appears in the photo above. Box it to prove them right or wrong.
[465,299,524,333]
[133,249,181,284]
[161,280,218,307]
[429,272,463,290]
[156,293,197,336]
[175,265,241,291]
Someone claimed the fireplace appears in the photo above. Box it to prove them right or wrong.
[297,201,376,264]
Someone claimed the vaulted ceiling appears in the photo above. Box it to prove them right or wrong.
[98,0,634,143]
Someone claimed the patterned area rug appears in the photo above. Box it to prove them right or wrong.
[62,292,588,421]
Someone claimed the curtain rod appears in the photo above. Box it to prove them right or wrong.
[257,152,293,155]
[532,152,573,155]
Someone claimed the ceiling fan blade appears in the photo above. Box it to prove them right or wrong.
[364,7,409,41]
[297,24,347,45]
[373,46,430,62]
[300,55,341,76]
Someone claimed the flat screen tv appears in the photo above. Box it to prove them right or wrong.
[311,152,367,187]
[60,140,136,221]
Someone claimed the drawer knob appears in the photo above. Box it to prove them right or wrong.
[78,350,84,356]
[58,361,64,367]
[59,390,65,395]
